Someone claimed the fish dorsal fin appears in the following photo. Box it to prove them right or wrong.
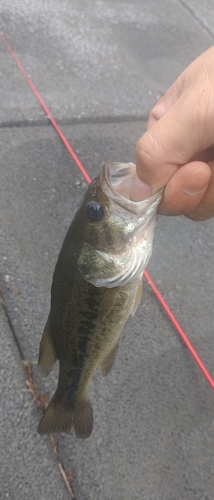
[38,317,57,376]
[131,279,143,316]
[99,341,119,377]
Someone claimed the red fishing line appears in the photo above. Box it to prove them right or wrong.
[144,270,214,390]
[1,31,214,389]
[0,31,91,185]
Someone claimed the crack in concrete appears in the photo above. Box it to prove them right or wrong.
[177,0,214,39]
[0,115,148,129]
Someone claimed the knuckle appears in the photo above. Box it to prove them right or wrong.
[135,132,160,170]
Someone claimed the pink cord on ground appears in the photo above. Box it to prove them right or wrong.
[1,30,213,390]
[0,31,91,185]
[144,270,214,390]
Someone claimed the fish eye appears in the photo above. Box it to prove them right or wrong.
[86,201,104,222]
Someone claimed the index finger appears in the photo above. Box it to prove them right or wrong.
[146,78,182,130]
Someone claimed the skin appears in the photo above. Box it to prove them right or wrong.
[130,46,214,221]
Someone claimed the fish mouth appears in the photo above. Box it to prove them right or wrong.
[101,162,163,217]
[79,162,163,289]
[101,163,163,287]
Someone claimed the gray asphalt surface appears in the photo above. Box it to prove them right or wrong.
[1,1,214,499]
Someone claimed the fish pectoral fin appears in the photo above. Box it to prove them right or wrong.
[131,279,142,316]
[99,341,119,377]
[38,317,58,376]
[38,395,93,439]
[97,288,119,323]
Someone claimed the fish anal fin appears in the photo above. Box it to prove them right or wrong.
[97,288,119,323]
[131,279,142,316]
[38,317,57,377]
[99,341,119,377]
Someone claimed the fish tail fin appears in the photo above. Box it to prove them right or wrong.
[37,393,74,435]
[38,395,93,439]
[74,399,93,439]
[38,317,57,376]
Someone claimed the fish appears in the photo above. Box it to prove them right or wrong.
[37,162,162,439]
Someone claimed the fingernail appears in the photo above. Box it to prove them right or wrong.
[183,187,205,196]
[182,167,210,197]
[130,176,152,202]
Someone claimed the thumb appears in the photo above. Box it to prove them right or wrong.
[136,93,196,192]
[132,86,213,201]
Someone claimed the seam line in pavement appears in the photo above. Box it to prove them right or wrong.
[0,282,76,498]
[0,285,25,360]
[177,0,214,39]
[0,115,148,129]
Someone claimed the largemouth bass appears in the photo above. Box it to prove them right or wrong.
[38,162,162,439]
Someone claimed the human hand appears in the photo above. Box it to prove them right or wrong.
[131,47,214,220]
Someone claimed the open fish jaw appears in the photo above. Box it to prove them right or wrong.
[102,162,162,216]
[82,162,163,288]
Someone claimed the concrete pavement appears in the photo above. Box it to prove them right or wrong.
[1,1,214,499]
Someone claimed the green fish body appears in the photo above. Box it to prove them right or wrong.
[38,162,162,438]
